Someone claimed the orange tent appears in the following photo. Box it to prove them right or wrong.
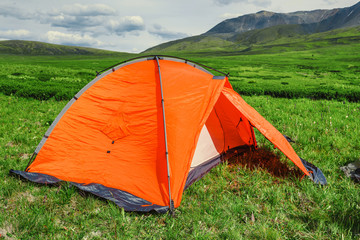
[11,56,326,213]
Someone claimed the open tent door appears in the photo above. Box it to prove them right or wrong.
[220,87,327,185]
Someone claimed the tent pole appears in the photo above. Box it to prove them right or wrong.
[24,152,37,171]
[155,56,174,214]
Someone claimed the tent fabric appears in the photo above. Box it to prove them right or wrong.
[9,169,169,213]
[11,55,326,213]
[220,87,309,175]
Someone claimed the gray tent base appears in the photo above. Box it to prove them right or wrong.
[300,158,327,185]
[10,149,326,213]
[10,169,169,213]
[9,155,222,213]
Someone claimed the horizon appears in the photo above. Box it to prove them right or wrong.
[0,0,358,53]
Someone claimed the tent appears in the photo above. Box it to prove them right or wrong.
[11,55,326,213]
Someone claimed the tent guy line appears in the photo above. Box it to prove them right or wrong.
[11,55,326,213]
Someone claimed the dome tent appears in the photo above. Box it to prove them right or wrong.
[11,55,326,213]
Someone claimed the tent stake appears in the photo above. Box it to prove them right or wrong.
[155,56,174,214]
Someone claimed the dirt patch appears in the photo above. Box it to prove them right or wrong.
[19,153,31,160]
[5,142,15,148]
[0,223,15,240]
[226,147,303,179]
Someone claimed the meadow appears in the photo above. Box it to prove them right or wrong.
[0,44,359,239]
[1,41,359,103]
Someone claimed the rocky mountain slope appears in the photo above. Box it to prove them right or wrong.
[145,1,360,53]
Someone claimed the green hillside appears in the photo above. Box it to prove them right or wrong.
[144,26,360,54]
[144,34,235,53]
[0,40,128,56]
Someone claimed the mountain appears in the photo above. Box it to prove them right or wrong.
[205,9,338,35]
[0,40,125,56]
[314,1,360,31]
[144,1,360,53]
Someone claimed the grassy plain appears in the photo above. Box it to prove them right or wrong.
[1,39,359,102]
[0,42,359,239]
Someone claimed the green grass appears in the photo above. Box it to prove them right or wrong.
[179,44,360,102]
[1,41,360,102]
[0,39,359,238]
[0,55,134,101]
[1,93,359,239]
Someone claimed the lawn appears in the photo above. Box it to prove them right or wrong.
[0,49,359,239]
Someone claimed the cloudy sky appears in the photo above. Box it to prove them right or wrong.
[0,0,358,53]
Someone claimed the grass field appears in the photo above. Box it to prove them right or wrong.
[1,39,359,102]
[0,43,359,239]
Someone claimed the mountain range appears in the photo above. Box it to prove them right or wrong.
[144,1,360,53]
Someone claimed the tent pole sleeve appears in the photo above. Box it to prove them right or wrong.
[155,56,174,213]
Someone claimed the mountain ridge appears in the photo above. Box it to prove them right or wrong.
[205,9,339,35]
[144,1,360,53]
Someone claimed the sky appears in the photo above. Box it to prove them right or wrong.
[0,0,358,53]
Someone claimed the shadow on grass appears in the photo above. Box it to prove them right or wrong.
[225,147,303,180]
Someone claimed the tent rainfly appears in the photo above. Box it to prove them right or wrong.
[11,56,327,213]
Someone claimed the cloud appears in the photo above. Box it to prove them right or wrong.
[149,24,189,39]
[0,29,31,39]
[220,13,242,19]
[45,31,104,47]
[323,0,337,4]
[0,6,34,20]
[43,4,117,31]
[41,5,145,36]
[106,16,145,35]
[50,3,117,17]
[214,0,271,7]
[45,15,105,30]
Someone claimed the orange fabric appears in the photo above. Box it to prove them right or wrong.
[220,87,310,176]
[159,61,226,207]
[211,93,255,152]
[27,57,309,211]
[205,96,255,154]
[28,59,225,208]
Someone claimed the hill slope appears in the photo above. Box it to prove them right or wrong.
[0,40,124,56]
[144,25,360,54]
[144,1,360,53]
[205,9,337,35]
[206,2,360,35]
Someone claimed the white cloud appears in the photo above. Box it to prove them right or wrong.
[0,6,34,20]
[106,16,145,36]
[0,29,31,39]
[42,5,146,36]
[220,13,242,19]
[51,3,117,17]
[46,15,105,30]
[214,0,271,7]
[45,31,104,47]
[43,4,117,31]
[149,24,189,39]
[214,0,245,5]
